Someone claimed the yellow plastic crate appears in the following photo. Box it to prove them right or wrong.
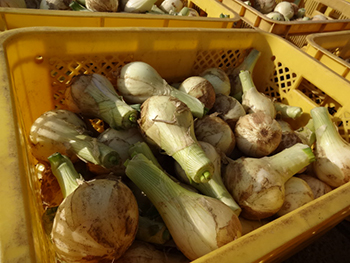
[305,30,350,82]
[2,26,350,263]
[220,0,350,48]
[0,0,240,31]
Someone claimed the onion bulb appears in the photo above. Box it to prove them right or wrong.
[200,67,231,96]
[122,0,157,12]
[297,174,333,199]
[276,177,314,217]
[117,241,174,263]
[65,73,138,130]
[49,153,139,263]
[266,11,285,21]
[194,113,236,156]
[252,0,276,14]
[272,120,302,154]
[117,61,206,118]
[178,76,216,110]
[159,0,184,14]
[210,93,246,130]
[85,0,119,12]
[139,95,214,183]
[234,111,282,158]
[125,153,242,261]
[29,109,121,169]
[87,127,144,175]
[274,1,296,20]
[39,0,71,10]
[223,143,315,220]
[312,14,328,20]
[311,107,350,188]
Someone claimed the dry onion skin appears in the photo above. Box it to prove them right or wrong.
[178,76,216,110]
[200,67,231,96]
[276,177,314,217]
[29,109,121,169]
[194,113,236,155]
[211,93,246,130]
[49,153,139,263]
[223,143,315,220]
[311,107,350,188]
[51,179,139,263]
[234,111,282,158]
[297,174,333,199]
[85,0,119,12]
[139,95,214,183]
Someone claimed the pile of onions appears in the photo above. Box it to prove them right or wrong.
[27,52,350,262]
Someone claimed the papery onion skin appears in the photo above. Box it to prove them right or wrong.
[311,107,350,188]
[240,70,276,119]
[223,157,285,220]
[234,111,282,158]
[276,177,314,217]
[139,95,213,183]
[200,68,231,96]
[86,0,119,12]
[297,174,333,199]
[178,76,216,110]
[194,113,236,156]
[223,144,315,220]
[51,179,139,263]
[211,93,246,130]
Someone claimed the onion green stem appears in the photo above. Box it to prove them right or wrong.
[69,1,89,11]
[71,134,120,169]
[268,143,315,183]
[295,119,316,146]
[48,152,81,198]
[274,102,303,119]
[172,143,213,183]
[169,88,206,118]
[229,49,261,101]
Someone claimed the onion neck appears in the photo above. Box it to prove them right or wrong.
[267,143,315,183]
[48,152,81,198]
[172,143,213,183]
[169,87,207,118]
[239,70,256,94]
[311,107,346,148]
[70,135,120,169]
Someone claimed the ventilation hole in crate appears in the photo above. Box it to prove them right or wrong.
[298,79,341,110]
[316,3,327,14]
[193,49,248,75]
[263,86,280,101]
[47,54,134,132]
[272,62,297,94]
[90,119,105,133]
[286,35,307,49]
[328,9,341,20]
